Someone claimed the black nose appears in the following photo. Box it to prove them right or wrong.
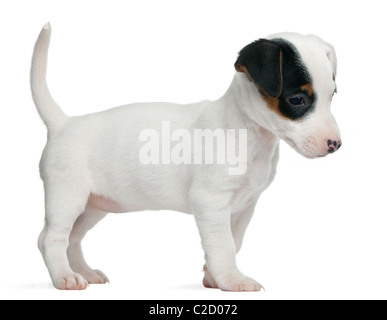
[327,139,342,153]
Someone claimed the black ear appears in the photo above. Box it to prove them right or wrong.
[235,39,283,98]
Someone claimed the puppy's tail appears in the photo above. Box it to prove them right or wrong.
[31,23,68,132]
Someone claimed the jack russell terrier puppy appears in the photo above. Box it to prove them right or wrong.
[31,23,341,291]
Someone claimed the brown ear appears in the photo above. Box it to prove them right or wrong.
[235,39,283,98]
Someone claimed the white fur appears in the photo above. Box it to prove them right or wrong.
[31,24,340,290]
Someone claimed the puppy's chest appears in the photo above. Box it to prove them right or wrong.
[232,150,277,212]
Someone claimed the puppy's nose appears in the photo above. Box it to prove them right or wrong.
[327,139,342,154]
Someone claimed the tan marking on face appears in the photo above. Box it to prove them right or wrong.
[301,83,314,95]
[262,95,282,118]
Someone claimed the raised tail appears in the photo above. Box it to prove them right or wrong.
[31,23,68,131]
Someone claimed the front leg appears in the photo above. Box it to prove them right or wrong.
[195,208,262,292]
[231,200,258,254]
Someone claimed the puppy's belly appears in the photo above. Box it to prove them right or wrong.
[87,194,127,213]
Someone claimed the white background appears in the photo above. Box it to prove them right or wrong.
[1,0,386,300]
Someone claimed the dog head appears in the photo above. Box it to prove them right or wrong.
[235,33,341,158]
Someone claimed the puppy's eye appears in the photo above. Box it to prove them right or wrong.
[287,94,306,106]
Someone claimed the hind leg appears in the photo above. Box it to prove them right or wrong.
[38,179,90,290]
[67,206,109,284]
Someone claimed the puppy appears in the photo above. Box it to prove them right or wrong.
[31,23,341,290]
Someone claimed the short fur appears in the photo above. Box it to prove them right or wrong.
[31,23,341,290]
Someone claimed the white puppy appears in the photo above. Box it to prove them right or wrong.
[31,23,341,290]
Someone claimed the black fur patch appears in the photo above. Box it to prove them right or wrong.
[235,39,283,98]
[235,38,316,120]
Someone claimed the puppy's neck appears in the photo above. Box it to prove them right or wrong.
[217,73,280,161]
[221,73,279,139]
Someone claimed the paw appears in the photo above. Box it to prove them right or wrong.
[54,273,88,290]
[215,272,264,292]
[81,269,110,284]
[219,275,263,292]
